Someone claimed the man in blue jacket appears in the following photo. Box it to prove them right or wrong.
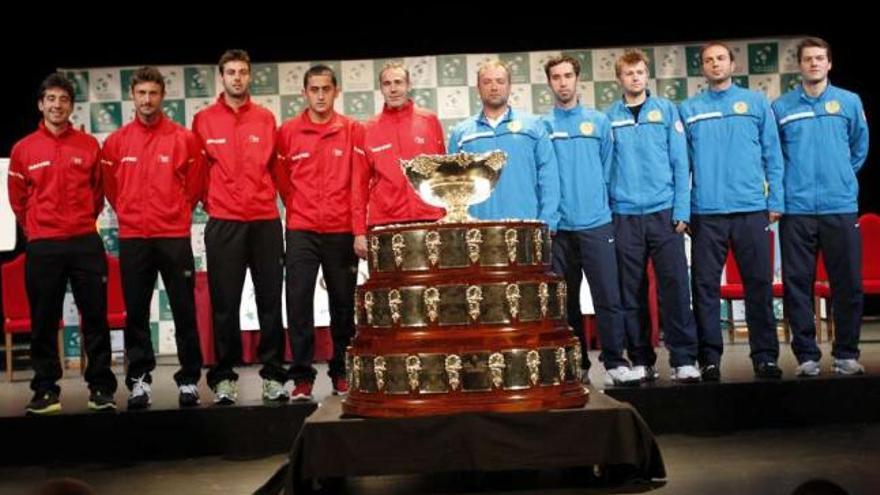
[540,55,639,387]
[606,50,700,383]
[679,41,785,381]
[773,37,869,376]
[448,60,560,231]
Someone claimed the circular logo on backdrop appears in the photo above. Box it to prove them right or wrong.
[825,100,841,114]
[647,110,663,122]
[580,121,594,136]
[507,120,523,133]
[733,101,749,114]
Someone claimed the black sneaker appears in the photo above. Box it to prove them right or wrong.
[701,364,721,382]
[755,362,783,380]
[88,390,117,412]
[178,384,200,408]
[26,390,62,415]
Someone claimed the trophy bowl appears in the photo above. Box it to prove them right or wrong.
[400,151,507,223]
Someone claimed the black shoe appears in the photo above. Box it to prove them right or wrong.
[178,384,200,408]
[26,390,62,415]
[755,362,783,380]
[88,390,117,411]
[701,364,721,382]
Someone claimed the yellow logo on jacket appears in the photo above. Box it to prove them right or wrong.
[825,100,841,114]
[647,110,662,122]
[580,122,594,136]
[507,120,523,133]
[733,101,749,114]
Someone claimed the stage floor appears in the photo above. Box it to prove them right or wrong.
[1,423,878,494]
[3,324,879,418]
[0,325,878,493]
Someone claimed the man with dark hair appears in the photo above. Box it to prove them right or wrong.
[352,61,446,259]
[193,50,287,404]
[102,66,205,409]
[773,37,869,376]
[9,72,117,414]
[679,42,785,381]
[276,64,363,400]
[540,55,639,387]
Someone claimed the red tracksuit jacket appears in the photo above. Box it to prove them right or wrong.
[192,94,280,221]
[352,100,446,235]
[101,114,205,238]
[275,111,363,233]
[8,121,103,240]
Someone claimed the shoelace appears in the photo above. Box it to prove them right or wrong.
[132,376,151,396]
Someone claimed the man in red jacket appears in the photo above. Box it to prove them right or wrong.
[192,50,287,405]
[101,67,205,410]
[8,73,117,415]
[276,65,362,400]
[352,61,446,258]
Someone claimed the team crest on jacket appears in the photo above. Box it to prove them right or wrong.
[333,148,343,157]
[733,101,749,114]
[579,122,594,136]
[674,120,684,133]
[158,155,170,164]
[647,110,662,122]
[507,120,523,133]
[71,156,84,165]
[825,100,841,114]
[414,136,425,144]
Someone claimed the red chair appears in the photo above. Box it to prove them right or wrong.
[194,271,215,365]
[79,254,127,373]
[813,253,831,342]
[720,230,789,343]
[814,213,880,342]
[2,254,63,382]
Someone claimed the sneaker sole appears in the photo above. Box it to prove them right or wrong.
[214,396,236,405]
[88,401,117,411]
[833,368,865,376]
[291,394,313,401]
[26,403,62,415]
[263,394,290,402]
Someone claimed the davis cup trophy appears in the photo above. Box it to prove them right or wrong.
[342,151,589,418]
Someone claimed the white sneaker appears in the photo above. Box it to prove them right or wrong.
[631,365,659,383]
[795,360,821,377]
[127,376,152,410]
[671,365,702,383]
[832,359,865,376]
[213,379,238,405]
[262,379,289,402]
[603,366,641,387]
